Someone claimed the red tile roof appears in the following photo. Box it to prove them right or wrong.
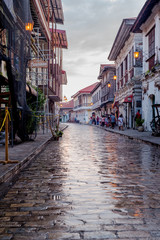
[72,82,99,98]
[60,99,74,109]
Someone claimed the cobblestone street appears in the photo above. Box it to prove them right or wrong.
[0,124,160,240]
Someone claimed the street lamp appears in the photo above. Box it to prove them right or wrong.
[25,22,34,32]
[107,82,111,88]
[134,51,140,59]
[113,75,117,80]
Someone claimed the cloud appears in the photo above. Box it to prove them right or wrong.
[61,0,146,99]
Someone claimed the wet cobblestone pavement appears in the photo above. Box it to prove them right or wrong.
[0,124,160,240]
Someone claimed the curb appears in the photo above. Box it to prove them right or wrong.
[96,125,160,148]
[0,125,68,198]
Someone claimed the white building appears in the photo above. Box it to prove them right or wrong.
[132,0,160,131]
[72,83,99,124]
[108,18,143,128]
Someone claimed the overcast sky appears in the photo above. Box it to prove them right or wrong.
[61,0,146,100]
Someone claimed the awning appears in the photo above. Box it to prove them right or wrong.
[100,102,106,108]
[49,29,68,49]
[123,95,133,103]
[112,101,119,108]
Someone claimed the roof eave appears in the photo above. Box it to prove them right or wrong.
[132,0,159,33]
[108,19,136,61]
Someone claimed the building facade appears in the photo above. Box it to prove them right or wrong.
[59,99,74,123]
[98,64,116,116]
[0,0,68,141]
[91,82,101,120]
[132,0,160,131]
[72,83,98,124]
[108,18,143,128]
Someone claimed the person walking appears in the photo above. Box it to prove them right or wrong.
[105,115,109,127]
[101,116,105,127]
[118,114,124,131]
[110,113,116,129]
[96,116,99,125]
[135,110,141,120]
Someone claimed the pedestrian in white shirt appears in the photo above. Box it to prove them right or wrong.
[118,114,124,131]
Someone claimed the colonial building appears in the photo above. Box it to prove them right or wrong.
[72,83,98,124]
[59,99,74,123]
[98,64,116,116]
[91,82,101,118]
[28,0,68,115]
[132,0,160,131]
[108,18,143,128]
[0,0,68,141]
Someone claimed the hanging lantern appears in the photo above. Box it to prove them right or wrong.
[113,75,117,80]
[108,82,111,88]
[134,51,139,59]
[25,22,34,31]
[64,96,67,101]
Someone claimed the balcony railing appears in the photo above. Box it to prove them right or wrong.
[74,103,92,109]
[148,55,155,71]
[120,78,123,88]
[129,68,134,79]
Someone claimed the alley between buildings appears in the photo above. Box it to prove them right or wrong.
[0,124,160,240]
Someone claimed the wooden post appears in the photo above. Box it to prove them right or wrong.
[5,106,9,162]
[0,107,18,164]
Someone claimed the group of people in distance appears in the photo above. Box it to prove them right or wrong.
[90,112,124,131]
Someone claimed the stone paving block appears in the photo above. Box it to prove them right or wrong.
[0,222,21,227]
[114,218,144,225]
[84,231,117,239]
[47,232,81,240]
[117,230,151,238]
[0,228,5,234]
[5,211,30,217]
[24,220,55,228]
[10,203,34,208]
[11,234,46,240]
[0,217,10,221]
[102,224,134,231]
[134,224,160,231]
[150,231,160,237]
[0,234,13,240]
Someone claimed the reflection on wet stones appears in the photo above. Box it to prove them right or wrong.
[0,124,160,239]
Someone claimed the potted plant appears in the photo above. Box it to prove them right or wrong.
[136,118,144,132]
[52,124,63,140]
[56,130,63,137]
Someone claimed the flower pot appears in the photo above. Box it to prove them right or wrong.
[138,126,144,132]
[53,136,59,141]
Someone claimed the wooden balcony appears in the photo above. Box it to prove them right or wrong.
[125,73,128,83]
[129,68,134,79]
[120,78,123,88]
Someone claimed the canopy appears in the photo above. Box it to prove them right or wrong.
[50,29,68,49]
[123,95,133,103]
